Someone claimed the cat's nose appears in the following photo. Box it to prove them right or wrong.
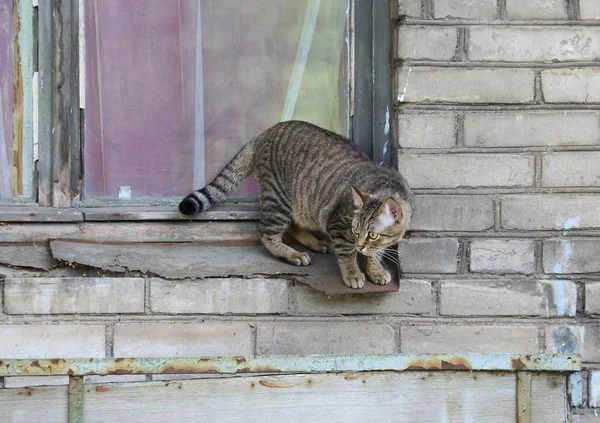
[356,244,365,252]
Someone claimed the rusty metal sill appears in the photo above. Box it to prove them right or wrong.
[0,354,582,377]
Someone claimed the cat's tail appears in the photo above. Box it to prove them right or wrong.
[178,138,257,215]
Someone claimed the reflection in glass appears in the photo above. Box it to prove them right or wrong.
[84,0,349,200]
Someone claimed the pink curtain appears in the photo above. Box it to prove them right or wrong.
[0,0,12,198]
[84,0,347,200]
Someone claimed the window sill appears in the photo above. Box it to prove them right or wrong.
[0,204,259,223]
[49,240,400,295]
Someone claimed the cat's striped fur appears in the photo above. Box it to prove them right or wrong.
[179,120,412,289]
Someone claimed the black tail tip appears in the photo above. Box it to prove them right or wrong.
[178,196,201,215]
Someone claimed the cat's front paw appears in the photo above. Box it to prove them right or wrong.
[342,270,365,289]
[285,252,311,266]
[368,267,391,285]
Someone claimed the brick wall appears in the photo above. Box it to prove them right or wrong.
[0,0,599,419]
[397,0,600,413]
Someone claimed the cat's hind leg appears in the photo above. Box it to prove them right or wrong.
[260,192,311,266]
[287,226,333,254]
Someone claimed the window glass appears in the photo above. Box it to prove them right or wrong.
[0,0,13,198]
[84,0,349,201]
[0,0,33,200]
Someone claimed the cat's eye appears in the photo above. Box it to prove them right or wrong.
[368,231,379,240]
[351,227,359,235]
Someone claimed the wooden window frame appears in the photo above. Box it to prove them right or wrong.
[0,0,393,222]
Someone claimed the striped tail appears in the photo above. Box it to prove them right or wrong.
[178,140,256,215]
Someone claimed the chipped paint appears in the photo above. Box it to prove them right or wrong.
[541,280,576,316]
[0,354,582,377]
[399,68,412,102]
[552,240,573,274]
[552,217,579,273]
[568,373,584,407]
[590,372,600,408]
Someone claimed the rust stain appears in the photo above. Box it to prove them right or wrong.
[259,380,300,389]
[161,366,217,374]
[441,360,470,370]
[405,357,472,371]
[512,358,526,371]
[51,359,61,365]
[67,369,74,375]
[95,386,110,393]
[344,375,358,381]
[237,366,281,374]
[18,387,34,396]
[234,357,247,365]
[107,369,134,375]
[115,358,125,363]
[31,360,41,368]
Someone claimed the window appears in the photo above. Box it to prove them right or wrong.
[0,0,34,200]
[0,0,392,210]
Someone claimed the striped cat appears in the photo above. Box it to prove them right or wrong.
[179,121,412,289]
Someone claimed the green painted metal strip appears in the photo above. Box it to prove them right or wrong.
[68,376,84,423]
[0,353,582,377]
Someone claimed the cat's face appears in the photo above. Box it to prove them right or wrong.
[350,187,411,256]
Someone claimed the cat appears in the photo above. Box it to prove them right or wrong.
[179,120,412,289]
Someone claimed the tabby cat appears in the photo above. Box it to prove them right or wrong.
[179,121,412,289]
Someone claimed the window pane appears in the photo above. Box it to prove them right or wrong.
[0,0,34,200]
[0,0,13,198]
[84,0,349,201]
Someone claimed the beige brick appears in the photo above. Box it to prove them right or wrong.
[293,280,433,315]
[506,0,566,19]
[440,280,577,317]
[4,277,145,314]
[3,376,69,388]
[256,322,396,355]
[397,26,458,60]
[0,325,105,358]
[401,325,541,353]
[543,152,600,187]
[544,239,600,274]
[587,282,600,316]
[150,278,289,314]
[398,113,456,149]
[113,323,252,357]
[469,27,600,62]
[434,0,497,19]
[464,112,600,147]
[542,69,600,103]
[398,0,421,17]
[546,325,600,362]
[397,67,534,103]
[572,410,600,422]
[411,195,494,231]
[398,238,459,273]
[591,372,600,408]
[502,195,600,230]
[470,240,536,274]
[581,0,600,20]
[399,154,534,188]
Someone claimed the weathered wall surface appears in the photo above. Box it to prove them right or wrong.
[0,0,598,419]
[397,0,600,415]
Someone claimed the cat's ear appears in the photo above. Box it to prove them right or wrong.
[351,186,368,210]
[380,197,402,222]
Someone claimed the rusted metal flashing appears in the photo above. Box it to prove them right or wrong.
[0,354,582,377]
